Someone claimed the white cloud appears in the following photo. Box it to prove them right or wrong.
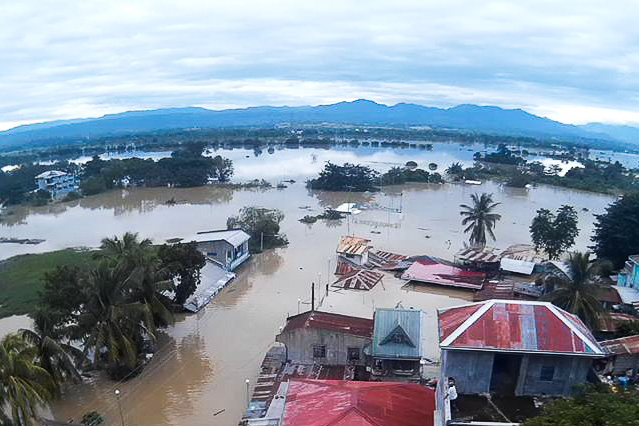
[1,0,638,130]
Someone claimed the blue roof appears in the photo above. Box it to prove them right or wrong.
[371,308,423,359]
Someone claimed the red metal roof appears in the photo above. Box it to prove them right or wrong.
[332,270,384,291]
[281,379,434,426]
[335,258,361,276]
[601,335,639,355]
[438,300,604,356]
[401,258,486,290]
[281,311,374,338]
[455,247,501,263]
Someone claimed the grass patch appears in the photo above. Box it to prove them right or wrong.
[0,248,97,318]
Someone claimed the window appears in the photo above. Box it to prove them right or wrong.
[347,347,360,361]
[539,365,555,381]
[313,345,326,358]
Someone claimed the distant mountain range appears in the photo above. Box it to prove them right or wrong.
[1,99,638,149]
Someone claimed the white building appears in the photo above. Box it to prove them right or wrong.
[186,229,251,271]
[34,170,77,198]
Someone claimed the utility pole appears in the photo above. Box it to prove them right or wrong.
[245,379,250,406]
[311,282,315,311]
[114,389,125,426]
[260,232,264,251]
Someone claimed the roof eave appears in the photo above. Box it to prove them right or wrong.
[440,345,604,358]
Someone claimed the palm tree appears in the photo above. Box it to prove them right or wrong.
[446,162,464,181]
[459,193,502,247]
[19,310,84,394]
[0,334,54,426]
[98,232,154,271]
[541,251,611,329]
[78,263,155,375]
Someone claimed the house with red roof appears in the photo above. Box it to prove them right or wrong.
[437,299,604,397]
[281,379,434,426]
[276,311,373,366]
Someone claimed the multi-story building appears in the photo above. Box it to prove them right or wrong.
[34,170,77,198]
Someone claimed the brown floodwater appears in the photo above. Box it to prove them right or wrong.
[0,179,615,425]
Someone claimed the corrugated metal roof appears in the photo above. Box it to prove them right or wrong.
[368,250,408,268]
[401,258,485,290]
[601,335,639,355]
[280,311,373,338]
[614,285,639,305]
[185,229,250,246]
[35,170,68,179]
[500,258,536,275]
[438,300,604,356]
[371,308,423,359]
[332,269,384,291]
[500,244,545,263]
[334,258,360,276]
[597,312,638,333]
[281,379,434,426]
[456,247,501,263]
[336,236,370,256]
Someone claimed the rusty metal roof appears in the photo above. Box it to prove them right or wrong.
[438,300,604,356]
[336,235,370,256]
[601,335,639,355]
[332,269,384,291]
[334,257,360,276]
[401,258,486,290]
[597,312,638,333]
[281,379,435,426]
[280,311,373,338]
[455,246,501,263]
[500,244,545,263]
[368,250,408,268]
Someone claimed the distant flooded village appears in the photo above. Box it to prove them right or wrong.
[2,143,639,426]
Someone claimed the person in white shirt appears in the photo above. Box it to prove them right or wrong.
[445,377,458,413]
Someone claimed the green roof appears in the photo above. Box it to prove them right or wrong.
[371,308,423,359]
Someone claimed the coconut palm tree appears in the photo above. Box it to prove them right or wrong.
[446,162,464,181]
[78,263,155,375]
[541,251,611,329]
[0,334,54,426]
[459,193,502,247]
[98,232,154,271]
[19,310,84,394]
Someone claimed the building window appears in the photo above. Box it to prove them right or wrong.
[313,345,326,358]
[539,365,555,382]
[347,347,360,361]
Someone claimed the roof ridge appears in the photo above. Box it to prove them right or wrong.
[440,300,495,347]
[545,304,603,355]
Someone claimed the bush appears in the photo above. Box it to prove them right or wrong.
[227,207,288,252]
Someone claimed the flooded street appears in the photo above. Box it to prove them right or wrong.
[0,146,618,425]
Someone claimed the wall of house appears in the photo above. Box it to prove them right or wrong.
[516,354,593,396]
[608,354,639,375]
[196,240,233,268]
[276,327,370,366]
[441,350,494,394]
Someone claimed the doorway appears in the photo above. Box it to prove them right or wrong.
[490,354,522,395]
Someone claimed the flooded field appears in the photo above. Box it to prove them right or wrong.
[0,149,618,425]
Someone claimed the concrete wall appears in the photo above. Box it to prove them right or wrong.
[276,328,370,366]
[517,354,592,396]
[441,350,494,394]
[196,240,234,268]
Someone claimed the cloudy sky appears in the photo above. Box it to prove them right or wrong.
[1,0,638,130]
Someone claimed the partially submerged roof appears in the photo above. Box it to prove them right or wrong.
[371,308,423,359]
[456,246,501,264]
[334,257,360,276]
[336,236,370,256]
[281,379,434,426]
[332,269,384,291]
[35,170,68,179]
[368,250,408,268]
[500,244,544,264]
[601,335,639,356]
[438,300,604,357]
[186,228,250,246]
[280,311,373,338]
[401,258,485,290]
[500,257,536,275]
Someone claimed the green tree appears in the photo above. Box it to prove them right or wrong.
[591,193,639,268]
[459,193,502,248]
[525,385,639,426]
[158,242,206,306]
[446,162,464,181]
[307,162,379,192]
[19,310,84,394]
[530,206,579,260]
[0,334,54,426]
[227,207,288,252]
[541,252,609,329]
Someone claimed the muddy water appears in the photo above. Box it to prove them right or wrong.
[0,178,616,425]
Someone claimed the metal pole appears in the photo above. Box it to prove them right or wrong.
[298,298,301,314]
[245,379,250,406]
[115,389,125,426]
[311,282,315,311]
[260,232,263,251]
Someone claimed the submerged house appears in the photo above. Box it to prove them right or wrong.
[275,311,373,366]
[401,257,486,290]
[187,229,250,271]
[34,170,77,198]
[438,300,604,397]
[369,308,425,378]
[336,236,370,266]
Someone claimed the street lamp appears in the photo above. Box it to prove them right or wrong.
[114,389,125,426]
[245,378,251,406]
[297,298,301,314]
